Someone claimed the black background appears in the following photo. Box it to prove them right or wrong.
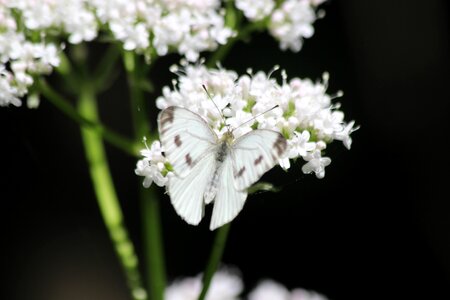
[1,1,449,299]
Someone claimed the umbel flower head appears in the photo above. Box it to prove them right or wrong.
[136,62,357,189]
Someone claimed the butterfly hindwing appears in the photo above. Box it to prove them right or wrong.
[210,155,247,230]
[158,106,217,178]
[231,130,287,191]
[169,151,216,225]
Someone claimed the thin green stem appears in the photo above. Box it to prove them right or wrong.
[123,50,166,300]
[141,187,166,300]
[38,79,139,156]
[77,82,147,300]
[198,224,231,300]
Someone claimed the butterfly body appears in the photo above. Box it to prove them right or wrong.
[204,141,229,204]
[158,106,287,230]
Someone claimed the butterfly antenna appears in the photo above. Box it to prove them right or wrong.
[202,84,227,128]
[232,105,280,132]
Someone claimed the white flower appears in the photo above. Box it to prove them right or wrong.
[269,0,320,52]
[236,0,275,21]
[334,120,358,149]
[165,269,243,300]
[135,140,172,188]
[249,279,329,300]
[288,131,316,158]
[248,280,290,300]
[0,68,22,107]
[301,150,331,179]
[153,6,234,62]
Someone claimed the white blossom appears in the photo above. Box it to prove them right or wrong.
[269,0,323,52]
[288,131,316,158]
[235,0,275,21]
[334,120,359,149]
[165,269,243,300]
[135,140,172,188]
[248,280,291,300]
[248,280,329,300]
[301,150,331,179]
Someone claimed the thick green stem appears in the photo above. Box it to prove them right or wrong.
[124,50,166,300]
[198,224,231,300]
[77,83,147,300]
[38,79,139,156]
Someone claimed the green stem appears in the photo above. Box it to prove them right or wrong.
[38,79,139,156]
[198,224,231,300]
[123,50,166,300]
[77,82,147,300]
[141,187,166,300]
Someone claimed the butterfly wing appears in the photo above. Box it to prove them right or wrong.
[158,106,217,178]
[169,152,216,225]
[210,156,247,230]
[158,106,219,225]
[231,130,287,191]
[210,130,287,230]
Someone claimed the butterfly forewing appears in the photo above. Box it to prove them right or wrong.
[158,106,217,178]
[231,130,287,191]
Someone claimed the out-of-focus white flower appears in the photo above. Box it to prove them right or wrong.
[135,140,172,188]
[165,269,243,300]
[248,280,290,300]
[269,0,322,52]
[301,150,331,179]
[249,280,329,300]
[236,0,275,21]
[0,68,22,107]
[141,63,355,186]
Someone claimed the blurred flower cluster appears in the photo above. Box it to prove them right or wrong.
[136,63,357,187]
[166,268,328,300]
[0,0,324,107]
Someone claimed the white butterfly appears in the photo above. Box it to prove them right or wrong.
[158,106,287,230]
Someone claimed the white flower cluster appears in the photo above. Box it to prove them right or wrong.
[0,0,235,105]
[91,0,234,61]
[0,5,61,107]
[136,63,357,187]
[236,0,326,52]
[166,269,328,300]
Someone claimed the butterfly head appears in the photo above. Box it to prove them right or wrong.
[221,130,234,145]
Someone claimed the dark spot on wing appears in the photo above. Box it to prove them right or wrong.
[254,155,264,166]
[174,134,182,147]
[185,153,193,166]
[235,166,246,178]
[273,134,287,157]
[159,106,175,128]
